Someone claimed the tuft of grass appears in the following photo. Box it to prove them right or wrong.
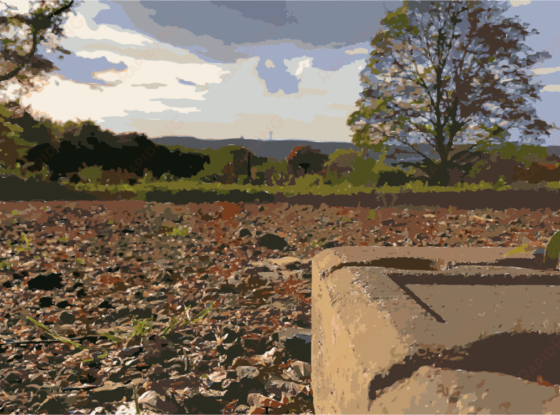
[0,260,12,270]
[166,226,191,238]
[367,209,376,221]
[16,232,31,253]
[161,303,213,338]
[27,316,86,350]
[130,316,154,338]
[311,240,324,249]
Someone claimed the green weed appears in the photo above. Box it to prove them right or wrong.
[166,226,190,238]
[0,260,12,270]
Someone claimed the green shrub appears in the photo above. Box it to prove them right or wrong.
[347,157,378,186]
[377,170,414,187]
[489,142,549,167]
[79,166,104,183]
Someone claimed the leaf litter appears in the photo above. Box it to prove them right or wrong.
[0,200,558,414]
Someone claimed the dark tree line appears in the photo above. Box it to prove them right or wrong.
[24,124,209,182]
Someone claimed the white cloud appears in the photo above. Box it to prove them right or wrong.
[543,85,560,92]
[24,51,367,141]
[284,57,312,81]
[76,50,222,88]
[532,67,560,76]
[23,74,201,126]
[345,47,369,56]
[67,22,153,47]
[0,1,31,14]
[510,0,532,7]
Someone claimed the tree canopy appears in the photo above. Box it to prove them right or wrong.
[286,145,329,176]
[348,0,557,185]
[0,0,77,97]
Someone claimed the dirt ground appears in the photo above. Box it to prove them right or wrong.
[0,200,557,414]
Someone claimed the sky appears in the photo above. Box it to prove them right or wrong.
[15,0,560,145]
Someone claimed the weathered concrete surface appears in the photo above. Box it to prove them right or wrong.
[312,247,560,414]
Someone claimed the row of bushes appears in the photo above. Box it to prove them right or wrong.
[2,101,560,192]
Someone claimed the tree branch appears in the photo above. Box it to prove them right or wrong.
[0,28,39,82]
[0,0,74,84]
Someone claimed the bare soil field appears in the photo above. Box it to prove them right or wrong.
[0,200,558,414]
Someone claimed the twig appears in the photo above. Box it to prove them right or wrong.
[62,384,100,392]
[0,335,104,347]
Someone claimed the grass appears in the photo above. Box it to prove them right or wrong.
[160,303,213,338]
[133,387,141,415]
[26,303,213,367]
[27,316,87,350]
[69,176,519,200]
[166,226,191,238]
[0,260,12,270]
[16,232,31,253]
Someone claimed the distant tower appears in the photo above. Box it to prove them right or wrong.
[269,131,273,141]
[240,135,244,140]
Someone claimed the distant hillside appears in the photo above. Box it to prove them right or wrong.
[152,136,560,166]
[152,136,360,160]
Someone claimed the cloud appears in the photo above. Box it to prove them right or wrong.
[78,42,207,65]
[114,1,391,62]
[75,50,222,88]
[510,0,532,7]
[285,57,312,80]
[532,67,560,76]
[542,85,560,93]
[131,83,167,90]
[208,1,298,25]
[345,48,369,56]
[21,0,382,142]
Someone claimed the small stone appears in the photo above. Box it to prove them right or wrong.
[285,334,311,363]
[235,404,249,413]
[56,300,70,309]
[258,234,287,251]
[60,312,75,325]
[4,371,25,383]
[236,366,260,380]
[27,273,63,291]
[138,390,178,414]
[89,381,132,403]
[98,300,115,309]
[290,360,311,381]
[239,228,252,238]
[39,297,53,308]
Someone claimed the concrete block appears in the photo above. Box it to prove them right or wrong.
[312,247,560,414]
